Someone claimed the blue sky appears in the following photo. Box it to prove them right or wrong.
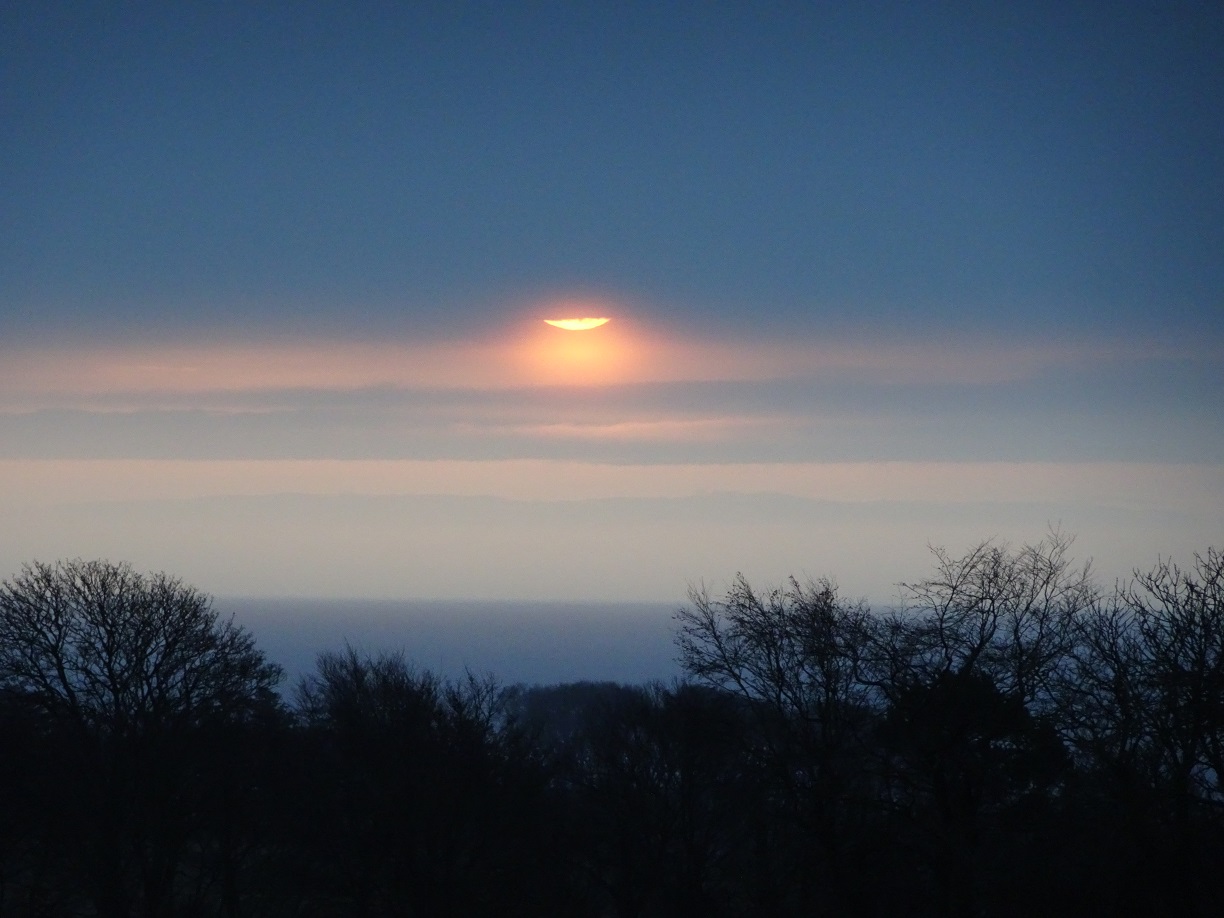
[6,1,1222,341]
[2,2,1221,603]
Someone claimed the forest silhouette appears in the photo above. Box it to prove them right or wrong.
[0,533,1222,917]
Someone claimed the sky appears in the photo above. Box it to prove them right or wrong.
[2,1,1221,607]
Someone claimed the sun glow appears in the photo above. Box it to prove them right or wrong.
[513,313,641,385]
[543,317,611,330]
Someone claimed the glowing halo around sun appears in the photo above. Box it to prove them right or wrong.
[543,317,611,331]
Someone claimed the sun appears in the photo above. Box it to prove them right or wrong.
[543,317,611,331]
[517,313,635,384]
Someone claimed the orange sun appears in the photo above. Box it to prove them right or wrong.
[516,313,637,384]
[543,317,611,330]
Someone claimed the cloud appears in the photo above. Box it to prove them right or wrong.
[2,326,1219,604]
[3,326,1220,468]
[3,487,1218,602]
[1,326,1200,412]
[2,355,1220,464]
[453,416,785,443]
[3,458,1219,513]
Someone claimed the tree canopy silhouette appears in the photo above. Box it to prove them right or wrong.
[0,544,1220,916]
[0,559,284,918]
[0,559,282,735]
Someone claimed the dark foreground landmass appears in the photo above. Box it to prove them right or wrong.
[0,534,1221,917]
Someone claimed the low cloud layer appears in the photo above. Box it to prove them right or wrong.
[3,329,1219,601]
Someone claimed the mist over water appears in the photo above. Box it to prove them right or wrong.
[219,597,682,688]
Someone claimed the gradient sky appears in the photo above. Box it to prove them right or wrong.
[2,2,1221,604]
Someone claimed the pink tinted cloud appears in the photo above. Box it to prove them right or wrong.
[0,323,1166,410]
[3,458,1219,513]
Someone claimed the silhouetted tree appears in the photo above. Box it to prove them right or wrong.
[869,532,1091,916]
[541,681,754,918]
[1,542,1219,916]
[675,576,877,914]
[878,669,1069,917]
[0,559,283,917]
[878,529,1095,713]
[1058,548,1224,913]
[1124,549,1224,813]
[287,647,570,917]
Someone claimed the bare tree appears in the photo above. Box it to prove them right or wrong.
[0,559,281,736]
[883,528,1096,713]
[676,575,875,734]
[291,647,553,916]
[1060,549,1224,802]
[865,531,1092,918]
[1056,548,1224,912]
[1124,548,1224,806]
[0,559,283,918]
[675,575,876,914]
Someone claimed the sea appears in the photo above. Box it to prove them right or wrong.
[217,597,683,691]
